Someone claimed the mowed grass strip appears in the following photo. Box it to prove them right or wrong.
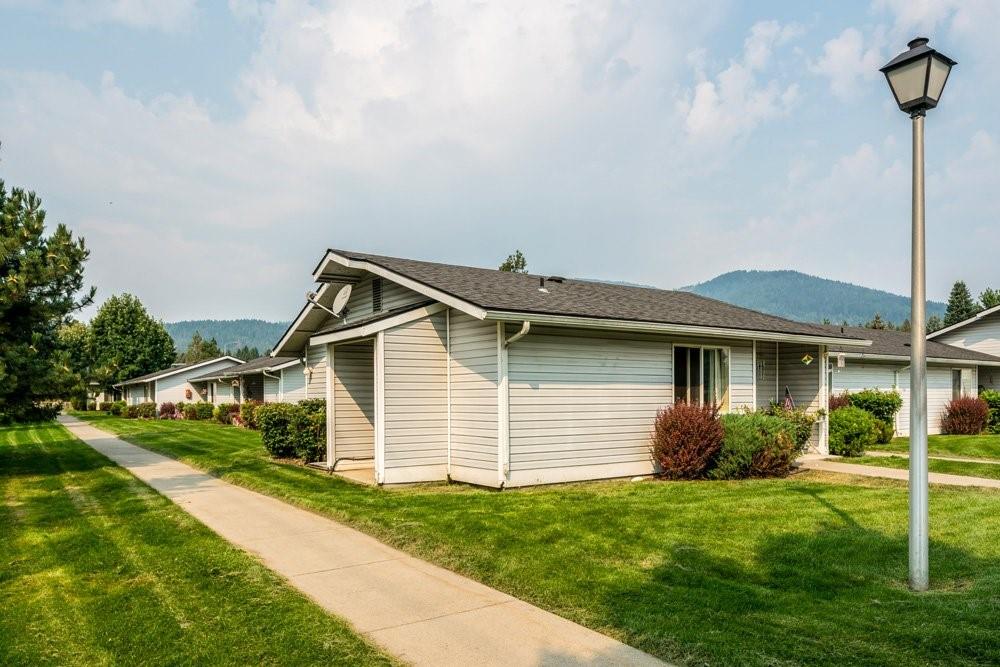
[874,434,1000,461]
[77,414,1000,667]
[0,421,394,667]
[850,454,1000,481]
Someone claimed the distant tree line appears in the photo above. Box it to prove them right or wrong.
[855,280,999,333]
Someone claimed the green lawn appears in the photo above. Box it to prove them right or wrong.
[74,414,1000,667]
[873,434,1000,460]
[0,421,394,666]
[850,454,1000,481]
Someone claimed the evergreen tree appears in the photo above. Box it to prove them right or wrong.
[864,313,889,330]
[0,180,94,420]
[178,331,223,363]
[499,250,528,273]
[980,287,1000,310]
[90,294,175,392]
[944,281,978,326]
[926,314,943,333]
[230,344,261,361]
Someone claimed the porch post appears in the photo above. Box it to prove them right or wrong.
[374,331,385,484]
[326,343,335,469]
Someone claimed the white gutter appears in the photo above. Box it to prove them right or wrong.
[483,310,872,347]
[836,351,1000,367]
[504,321,530,347]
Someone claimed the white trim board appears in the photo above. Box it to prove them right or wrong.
[308,303,448,346]
[927,304,1000,339]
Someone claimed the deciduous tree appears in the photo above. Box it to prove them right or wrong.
[499,250,528,273]
[90,294,175,392]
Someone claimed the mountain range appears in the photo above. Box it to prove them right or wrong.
[164,271,940,352]
[681,270,945,325]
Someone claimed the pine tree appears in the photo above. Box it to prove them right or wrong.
[865,313,889,330]
[0,179,94,420]
[944,281,978,326]
[499,250,528,273]
[980,287,1000,310]
[926,314,943,333]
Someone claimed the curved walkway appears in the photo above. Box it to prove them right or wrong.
[59,415,664,667]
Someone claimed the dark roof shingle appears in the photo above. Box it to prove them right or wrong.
[189,356,299,381]
[827,326,1000,363]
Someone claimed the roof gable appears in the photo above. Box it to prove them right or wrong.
[927,305,1000,340]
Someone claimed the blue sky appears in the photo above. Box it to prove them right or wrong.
[1,1,997,322]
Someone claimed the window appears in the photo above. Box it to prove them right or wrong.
[372,278,383,313]
[674,345,730,411]
[952,369,962,400]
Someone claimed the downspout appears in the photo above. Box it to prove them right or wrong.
[504,321,531,347]
[498,321,530,488]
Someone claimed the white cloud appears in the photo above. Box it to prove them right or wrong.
[677,20,802,148]
[811,28,883,100]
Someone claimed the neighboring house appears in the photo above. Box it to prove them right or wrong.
[271,248,871,487]
[928,305,1000,391]
[826,326,1000,436]
[114,357,244,406]
[189,356,303,404]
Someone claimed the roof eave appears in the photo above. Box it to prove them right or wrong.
[927,304,1000,339]
[835,350,1000,366]
[482,310,872,347]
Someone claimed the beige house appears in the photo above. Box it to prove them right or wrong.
[272,249,871,487]
[928,304,1000,391]
[114,356,244,406]
[826,326,1000,436]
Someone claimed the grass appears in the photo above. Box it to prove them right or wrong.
[0,421,394,667]
[74,413,1000,667]
[873,433,1000,460]
[849,454,1000,481]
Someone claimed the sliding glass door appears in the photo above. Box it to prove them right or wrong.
[674,345,730,411]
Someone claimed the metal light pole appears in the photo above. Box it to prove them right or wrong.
[879,37,956,592]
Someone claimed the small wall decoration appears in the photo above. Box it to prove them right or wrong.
[801,354,814,366]
[185,388,192,399]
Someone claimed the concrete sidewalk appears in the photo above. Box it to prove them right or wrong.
[59,416,664,667]
[798,457,1000,489]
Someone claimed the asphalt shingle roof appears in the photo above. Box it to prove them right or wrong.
[327,249,869,341]
[115,357,243,387]
[189,356,299,381]
[826,326,1000,363]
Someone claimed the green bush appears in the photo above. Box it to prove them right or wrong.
[137,402,157,419]
[713,413,801,480]
[125,405,140,419]
[298,398,327,416]
[829,406,879,456]
[99,401,113,412]
[183,404,200,420]
[110,401,126,416]
[981,389,1000,434]
[297,412,327,463]
[240,400,262,429]
[763,403,816,449]
[848,389,902,443]
[214,402,239,424]
[194,402,214,420]
[256,403,300,458]
[70,395,88,411]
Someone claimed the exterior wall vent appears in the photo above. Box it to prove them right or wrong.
[372,277,383,313]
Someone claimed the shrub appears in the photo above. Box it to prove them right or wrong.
[875,419,896,444]
[98,401,112,412]
[847,389,902,443]
[110,401,126,416]
[240,400,263,430]
[213,402,240,424]
[0,401,62,424]
[713,413,800,480]
[763,403,816,449]
[70,395,88,411]
[980,389,1000,434]
[257,403,301,458]
[175,401,186,415]
[829,406,879,456]
[137,402,157,419]
[183,403,200,420]
[650,403,723,479]
[829,392,852,411]
[297,412,327,462]
[194,402,214,420]
[159,402,177,419]
[941,396,989,435]
[298,398,327,416]
[125,405,140,419]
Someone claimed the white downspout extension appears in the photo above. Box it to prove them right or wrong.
[497,321,530,487]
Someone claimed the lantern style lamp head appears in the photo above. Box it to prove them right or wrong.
[880,37,956,116]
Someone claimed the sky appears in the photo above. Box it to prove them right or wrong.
[1,0,998,323]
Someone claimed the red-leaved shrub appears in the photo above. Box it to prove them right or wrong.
[159,402,176,419]
[941,396,989,435]
[650,403,723,479]
[829,392,852,411]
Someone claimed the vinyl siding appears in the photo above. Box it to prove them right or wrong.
[830,362,898,395]
[156,359,242,405]
[338,275,427,326]
[306,344,327,399]
[448,312,498,474]
[210,380,235,405]
[507,327,669,477]
[382,311,449,477]
[755,341,778,409]
[332,342,375,466]
[264,375,280,402]
[280,364,307,403]
[935,313,1000,357]
[777,344,822,413]
[979,365,1000,391]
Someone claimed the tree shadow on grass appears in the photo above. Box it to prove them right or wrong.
[600,485,999,666]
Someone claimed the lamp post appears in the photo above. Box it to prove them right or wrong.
[879,37,956,592]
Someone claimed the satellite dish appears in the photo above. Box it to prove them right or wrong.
[331,285,352,316]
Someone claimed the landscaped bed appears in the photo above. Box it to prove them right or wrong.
[74,413,1000,667]
[871,434,1000,461]
[0,421,394,666]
